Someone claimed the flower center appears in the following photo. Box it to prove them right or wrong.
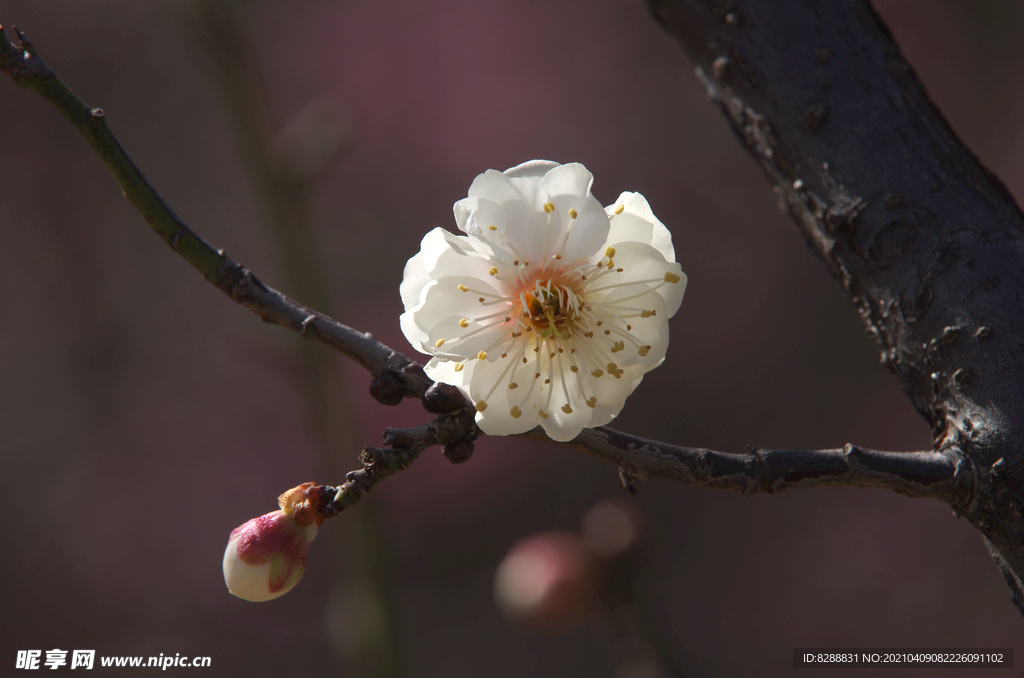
[522,279,580,339]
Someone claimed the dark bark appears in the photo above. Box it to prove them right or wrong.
[648,0,1024,613]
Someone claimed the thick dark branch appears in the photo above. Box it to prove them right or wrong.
[647,0,1024,613]
[0,23,964,518]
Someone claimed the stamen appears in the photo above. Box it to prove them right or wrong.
[435,339,445,348]
[455,318,508,342]
[585,276,669,294]
[555,350,573,413]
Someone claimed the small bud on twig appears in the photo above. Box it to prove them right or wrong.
[369,372,404,406]
[442,438,474,464]
[423,382,466,414]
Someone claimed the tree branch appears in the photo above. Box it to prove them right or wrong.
[540,429,964,501]
[647,0,1024,614]
[0,23,959,517]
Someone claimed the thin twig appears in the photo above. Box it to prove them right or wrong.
[0,25,963,511]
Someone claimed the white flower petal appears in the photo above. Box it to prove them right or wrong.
[405,276,507,354]
[536,163,593,203]
[581,363,645,427]
[503,159,561,180]
[462,197,547,264]
[606,192,676,262]
[589,240,686,318]
[467,168,527,205]
[401,161,686,441]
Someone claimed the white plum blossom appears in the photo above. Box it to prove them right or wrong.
[400,161,686,442]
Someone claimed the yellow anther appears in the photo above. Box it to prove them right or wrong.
[606,259,614,269]
[477,351,487,360]
[459,318,469,328]
[591,369,604,378]
[489,267,498,276]
[611,341,624,353]
[638,345,651,357]
[458,284,469,292]
[435,338,446,348]
[568,208,578,219]
[570,365,579,373]
[488,224,497,231]
[475,401,488,412]
[510,406,522,419]
[509,382,518,390]
[538,409,549,419]
[543,202,555,213]
[454,362,464,372]
[561,404,573,414]
[664,272,681,283]
[605,246,616,258]
[640,310,652,318]
[614,204,624,215]
[586,397,597,408]
[555,254,562,260]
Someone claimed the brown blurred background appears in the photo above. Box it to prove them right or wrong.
[2,0,1022,675]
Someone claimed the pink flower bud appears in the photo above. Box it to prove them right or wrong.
[493,531,598,630]
[223,510,318,602]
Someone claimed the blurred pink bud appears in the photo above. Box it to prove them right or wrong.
[580,497,643,559]
[223,510,318,602]
[494,531,597,630]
